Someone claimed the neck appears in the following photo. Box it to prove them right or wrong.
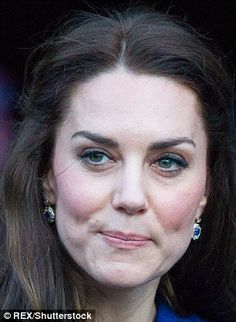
[90,278,159,322]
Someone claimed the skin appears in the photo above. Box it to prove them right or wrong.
[43,68,208,321]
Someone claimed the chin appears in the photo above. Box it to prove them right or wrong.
[89,264,160,289]
[96,276,148,289]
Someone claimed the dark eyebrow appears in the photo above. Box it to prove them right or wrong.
[72,131,196,150]
[71,130,119,148]
[148,137,196,151]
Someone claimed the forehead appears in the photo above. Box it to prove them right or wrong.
[62,69,206,144]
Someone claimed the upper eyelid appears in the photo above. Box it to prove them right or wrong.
[79,148,112,156]
[149,152,187,162]
[78,149,115,163]
[155,152,184,158]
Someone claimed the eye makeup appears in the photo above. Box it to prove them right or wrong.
[150,153,189,177]
[77,145,189,178]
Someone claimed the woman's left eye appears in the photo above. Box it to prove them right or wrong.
[151,154,188,176]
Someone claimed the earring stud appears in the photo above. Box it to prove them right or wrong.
[192,218,202,240]
[43,200,55,223]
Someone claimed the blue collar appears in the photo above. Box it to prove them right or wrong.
[155,300,209,322]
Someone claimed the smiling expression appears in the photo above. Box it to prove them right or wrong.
[43,69,208,288]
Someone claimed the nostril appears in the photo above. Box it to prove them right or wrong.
[112,193,149,215]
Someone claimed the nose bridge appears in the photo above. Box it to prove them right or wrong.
[112,158,148,214]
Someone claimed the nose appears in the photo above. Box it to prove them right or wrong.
[111,166,148,215]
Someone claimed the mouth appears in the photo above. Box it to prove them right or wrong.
[100,230,152,249]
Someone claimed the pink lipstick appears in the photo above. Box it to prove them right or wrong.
[101,231,152,249]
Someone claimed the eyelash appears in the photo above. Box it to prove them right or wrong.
[78,149,188,176]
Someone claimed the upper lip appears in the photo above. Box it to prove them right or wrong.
[101,230,151,241]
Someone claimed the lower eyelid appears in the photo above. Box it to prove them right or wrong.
[157,166,186,177]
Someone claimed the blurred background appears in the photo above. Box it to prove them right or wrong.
[1,0,236,169]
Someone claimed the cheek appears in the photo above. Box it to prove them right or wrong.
[54,169,109,222]
[152,185,205,231]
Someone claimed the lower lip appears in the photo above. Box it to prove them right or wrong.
[101,234,152,250]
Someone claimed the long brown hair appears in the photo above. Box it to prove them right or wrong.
[1,7,235,321]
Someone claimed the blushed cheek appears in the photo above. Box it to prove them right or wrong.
[55,172,108,222]
[155,188,205,231]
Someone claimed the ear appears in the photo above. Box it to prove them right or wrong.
[42,170,57,205]
[196,194,208,220]
[196,170,210,219]
[199,194,207,208]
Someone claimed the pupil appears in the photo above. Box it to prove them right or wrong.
[159,159,172,168]
[90,153,103,162]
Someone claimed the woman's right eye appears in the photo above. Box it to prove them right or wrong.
[78,150,114,168]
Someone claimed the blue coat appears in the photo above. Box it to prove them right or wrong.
[155,300,210,322]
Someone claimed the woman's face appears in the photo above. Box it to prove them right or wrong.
[44,69,208,288]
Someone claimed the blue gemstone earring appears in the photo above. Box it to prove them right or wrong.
[192,218,202,240]
[43,200,55,223]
